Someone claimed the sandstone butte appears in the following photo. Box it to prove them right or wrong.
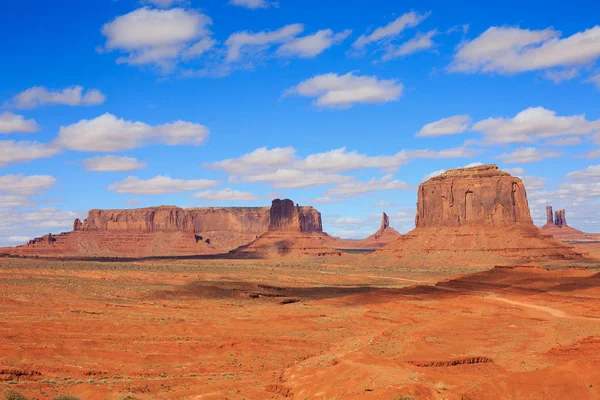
[231,199,341,258]
[374,164,586,267]
[326,212,402,250]
[2,201,322,258]
[541,205,600,242]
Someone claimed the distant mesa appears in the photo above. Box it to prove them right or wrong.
[327,212,402,250]
[376,164,586,267]
[230,199,340,259]
[541,205,596,242]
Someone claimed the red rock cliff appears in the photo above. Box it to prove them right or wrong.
[268,199,323,232]
[416,164,533,228]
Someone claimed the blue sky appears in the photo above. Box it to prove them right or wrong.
[1,0,600,245]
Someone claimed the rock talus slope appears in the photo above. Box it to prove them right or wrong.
[376,165,585,267]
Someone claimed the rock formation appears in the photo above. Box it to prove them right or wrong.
[376,165,585,267]
[231,199,339,258]
[545,206,554,226]
[541,205,591,242]
[325,212,402,250]
[554,209,567,228]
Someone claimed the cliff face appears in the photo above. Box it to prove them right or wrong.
[79,206,271,234]
[268,199,322,232]
[416,165,533,228]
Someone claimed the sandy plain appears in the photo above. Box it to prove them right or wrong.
[1,254,600,400]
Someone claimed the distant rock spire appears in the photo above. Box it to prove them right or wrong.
[381,212,389,230]
[545,206,554,226]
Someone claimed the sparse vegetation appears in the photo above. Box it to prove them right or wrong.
[435,381,448,391]
[3,390,28,400]
[53,395,81,400]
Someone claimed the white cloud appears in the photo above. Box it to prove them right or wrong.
[334,217,363,224]
[504,167,526,176]
[108,175,219,195]
[229,0,277,9]
[499,147,562,163]
[0,195,36,208]
[566,164,600,181]
[296,147,405,172]
[548,137,581,146]
[191,188,258,201]
[7,236,32,243]
[0,174,57,196]
[586,73,600,88]
[416,115,470,137]
[83,155,148,172]
[225,23,303,62]
[543,68,580,84]
[372,200,399,207]
[584,149,600,158]
[7,86,105,109]
[472,106,600,144]
[123,198,140,205]
[0,141,60,167]
[423,162,484,182]
[239,169,352,188]
[313,196,345,204]
[143,0,185,7]
[101,7,213,70]
[450,26,600,74]
[324,174,410,197]
[353,11,430,49]
[0,112,39,133]
[56,113,209,152]
[277,29,351,58]
[207,147,296,175]
[382,30,437,61]
[285,72,403,108]
[0,207,81,246]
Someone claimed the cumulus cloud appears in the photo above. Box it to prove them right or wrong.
[382,30,437,61]
[450,26,600,74]
[0,195,36,208]
[7,86,105,109]
[56,113,209,152]
[566,164,600,181]
[0,112,39,133]
[372,200,399,207]
[239,169,352,189]
[353,11,431,49]
[0,141,60,167]
[191,188,258,201]
[108,175,219,195]
[543,68,580,84]
[207,147,296,175]
[101,7,214,71]
[284,72,403,108]
[83,155,148,172]
[225,24,304,62]
[416,115,470,137]
[0,174,57,196]
[472,106,600,144]
[229,0,277,9]
[0,207,81,246]
[324,175,410,197]
[277,29,352,58]
[499,147,562,163]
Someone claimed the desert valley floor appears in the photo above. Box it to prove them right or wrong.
[1,254,600,400]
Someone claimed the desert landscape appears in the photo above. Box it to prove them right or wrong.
[2,165,599,400]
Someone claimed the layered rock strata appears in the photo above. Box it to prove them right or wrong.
[376,165,585,267]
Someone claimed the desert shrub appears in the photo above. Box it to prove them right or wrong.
[3,390,28,400]
[53,395,81,400]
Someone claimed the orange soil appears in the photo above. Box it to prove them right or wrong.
[1,256,600,399]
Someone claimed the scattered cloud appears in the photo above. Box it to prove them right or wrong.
[123,198,140,205]
[0,207,81,246]
[499,147,562,163]
[353,11,431,49]
[0,174,57,196]
[7,86,105,109]
[472,106,600,144]
[382,29,437,61]
[372,200,399,207]
[0,141,60,167]
[284,72,403,108]
[108,175,219,195]
[225,24,303,62]
[229,0,278,9]
[584,149,600,158]
[334,217,363,224]
[277,29,352,58]
[543,68,580,84]
[566,164,600,181]
[324,174,410,197]
[101,7,214,71]
[83,155,148,172]
[586,73,600,88]
[313,196,345,204]
[416,115,470,137]
[450,26,600,74]
[239,169,352,189]
[0,112,39,133]
[0,195,36,208]
[207,147,296,175]
[422,162,483,182]
[56,113,209,152]
[547,137,581,146]
[191,188,258,201]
